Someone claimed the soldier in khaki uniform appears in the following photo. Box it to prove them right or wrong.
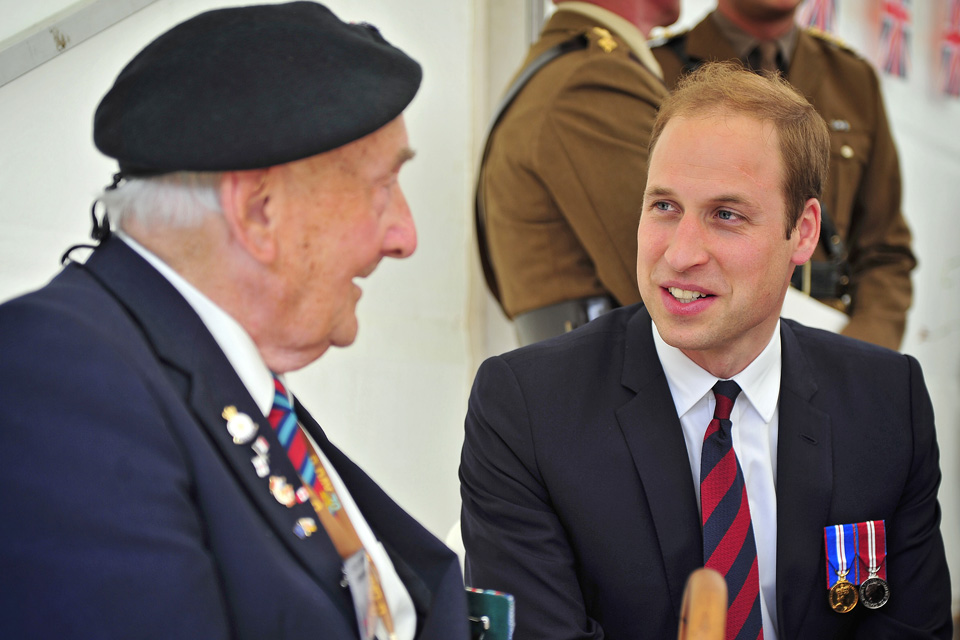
[477,0,679,344]
[652,1,915,350]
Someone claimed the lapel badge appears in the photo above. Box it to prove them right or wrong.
[251,437,271,477]
[251,455,270,478]
[296,486,310,504]
[293,517,317,539]
[222,406,258,444]
[252,436,270,457]
[830,119,850,132]
[269,475,296,507]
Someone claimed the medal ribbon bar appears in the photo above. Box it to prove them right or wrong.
[855,520,887,580]
[824,523,859,588]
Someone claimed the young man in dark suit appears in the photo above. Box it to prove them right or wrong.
[461,62,951,639]
[0,4,467,638]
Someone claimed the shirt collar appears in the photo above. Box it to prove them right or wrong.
[709,9,798,69]
[116,231,276,417]
[556,2,664,79]
[652,319,781,422]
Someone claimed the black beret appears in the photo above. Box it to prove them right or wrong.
[94,1,421,177]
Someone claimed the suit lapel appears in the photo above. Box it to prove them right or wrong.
[786,31,827,107]
[82,237,355,625]
[686,16,741,65]
[615,309,702,618]
[775,322,834,640]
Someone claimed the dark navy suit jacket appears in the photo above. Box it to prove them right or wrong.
[461,304,951,639]
[0,236,468,639]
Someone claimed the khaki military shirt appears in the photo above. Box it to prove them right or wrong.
[478,9,668,318]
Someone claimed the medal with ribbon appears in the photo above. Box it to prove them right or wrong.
[824,523,859,613]
[856,520,890,609]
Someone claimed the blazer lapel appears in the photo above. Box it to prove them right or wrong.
[775,322,834,640]
[82,237,355,625]
[615,308,702,618]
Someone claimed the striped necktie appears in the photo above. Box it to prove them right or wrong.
[700,380,763,640]
[268,374,396,640]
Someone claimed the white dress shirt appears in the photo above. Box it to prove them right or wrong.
[652,320,781,640]
[118,232,416,640]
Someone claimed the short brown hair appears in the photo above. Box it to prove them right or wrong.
[649,61,829,237]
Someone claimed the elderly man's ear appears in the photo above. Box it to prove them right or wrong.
[220,170,278,264]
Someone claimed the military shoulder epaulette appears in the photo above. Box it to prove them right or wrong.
[806,27,856,54]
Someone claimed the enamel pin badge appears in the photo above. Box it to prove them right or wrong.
[269,475,297,508]
[222,406,258,444]
[293,518,317,539]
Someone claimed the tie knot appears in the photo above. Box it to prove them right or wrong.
[272,373,288,398]
[269,373,293,429]
[712,380,741,421]
[752,40,780,73]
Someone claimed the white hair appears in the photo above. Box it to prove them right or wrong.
[98,171,224,230]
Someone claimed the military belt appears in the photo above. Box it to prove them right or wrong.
[514,295,615,346]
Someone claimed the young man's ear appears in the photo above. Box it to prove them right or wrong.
[791,197,821,266]
[220,169,276,264]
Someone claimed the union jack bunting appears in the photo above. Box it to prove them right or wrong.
[879,0,912,78]
[941,0,960,96]
[797,0,837,33]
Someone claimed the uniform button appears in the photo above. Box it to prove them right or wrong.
[840,145,854,159]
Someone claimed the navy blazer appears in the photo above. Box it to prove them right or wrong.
[461,304,951,639]
[0,237,468,639]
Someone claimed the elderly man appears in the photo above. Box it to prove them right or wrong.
[461,63,951,639]
[0,3,467,639]
[476,0,680,344]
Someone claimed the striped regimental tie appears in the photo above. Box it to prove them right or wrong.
[700,380,763,640]
[269,374,396,640]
